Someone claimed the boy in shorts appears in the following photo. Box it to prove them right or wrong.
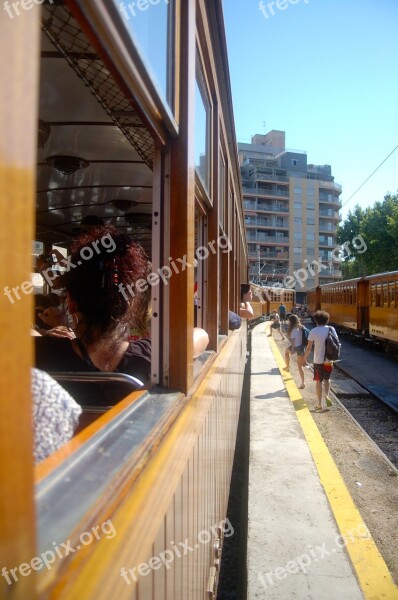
[303,310,338,411]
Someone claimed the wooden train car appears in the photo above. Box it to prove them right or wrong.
[250,284,296,318]
[366,271,398,345]
[0,2,249,599]
[306,286,320,317]
[307,270,398,347]
[318,277,368,332]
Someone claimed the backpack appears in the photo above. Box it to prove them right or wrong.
[301,326,309,350]
[324,327,341,361]
[228,310,242,331]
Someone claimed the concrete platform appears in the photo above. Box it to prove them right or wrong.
[247,323,397,600]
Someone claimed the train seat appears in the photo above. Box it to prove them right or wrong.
[47,371,144,409]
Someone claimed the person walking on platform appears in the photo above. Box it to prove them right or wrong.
[268,311,284,340]
[303,310,338,411]
[283,314,306,389]
[278,302,286,324]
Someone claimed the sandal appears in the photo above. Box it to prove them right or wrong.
[298,384,305,389]
[314,405,323,412]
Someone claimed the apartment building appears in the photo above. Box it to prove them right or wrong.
[239,131,342,300]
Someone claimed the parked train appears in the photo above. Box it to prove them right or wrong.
[307,271,398,348]
[249,283,296,319]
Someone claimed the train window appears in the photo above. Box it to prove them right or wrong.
[370,284,376,306]
[389,282,396,308]
[376,284,382,307]
[33,240,44,293]
[195,52,211,196]
[195,208,208,330]
[219,148,226,228]
[382,283,388,306]
[114,0,174,110]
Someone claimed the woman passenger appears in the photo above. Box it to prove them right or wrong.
[283,314,306,389]
[35,226,151,384]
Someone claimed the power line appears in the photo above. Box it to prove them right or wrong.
[341,144,398,209]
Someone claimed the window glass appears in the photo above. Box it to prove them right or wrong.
[371,285,376,306]
[219,151,225,227]
[195,59,210,193]
[389,282,395,307]
[115,0,173,107]
[33,240,44,293]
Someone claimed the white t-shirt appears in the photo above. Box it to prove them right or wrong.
[290,327,302,348]
[308,325,338,364]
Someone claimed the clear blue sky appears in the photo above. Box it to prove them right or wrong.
[222,0,398,220]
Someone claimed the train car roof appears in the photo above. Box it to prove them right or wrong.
[363,271,398,281]
[319,277,364,287]
[250,283,296,294]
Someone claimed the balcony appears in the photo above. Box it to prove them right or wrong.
[319,209,340,219]
[249,250,289,261]
[319,222,335,233]
[257,188,289,197]
[246,234,289,244]
[319,193,342,206]
[245,218,289,229]
[257,204,289,214]
[252,170,289,183]
[242,186,289,198]
[244,201,257,210]
[242,187,258,196]
[318,180,342,191]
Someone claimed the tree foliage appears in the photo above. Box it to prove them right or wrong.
[336,193,398,277]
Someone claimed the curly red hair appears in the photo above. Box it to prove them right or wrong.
[61,226,150,346]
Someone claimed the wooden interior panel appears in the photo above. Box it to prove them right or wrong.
[0,8,41,600]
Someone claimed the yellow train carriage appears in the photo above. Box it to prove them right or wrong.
[308,272,398,348]
[319,278,366,332]
[367,271,398,345]
[306,286,320,317]
[250,284,295,318]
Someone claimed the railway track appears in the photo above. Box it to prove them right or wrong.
[281,319,398,471]
[329,365,398,471]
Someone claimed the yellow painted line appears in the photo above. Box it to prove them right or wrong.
[268,336,398,600]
